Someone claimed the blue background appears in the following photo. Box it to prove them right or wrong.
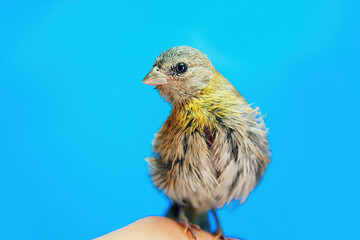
[1,0,359,239]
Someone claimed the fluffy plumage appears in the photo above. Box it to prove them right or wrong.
[143,46,270,239]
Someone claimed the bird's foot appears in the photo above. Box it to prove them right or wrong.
[213,234,238,240]
[213,232,226,240]
[213,229,237,240]
[213,233,224,240]
[180,221,202,240]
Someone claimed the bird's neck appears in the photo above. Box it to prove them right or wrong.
[168,73,239,134]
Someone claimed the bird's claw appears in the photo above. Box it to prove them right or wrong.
[213,234,237,240]
[213,233,225,240]
[213,229,237,240]
[181,222,201,240]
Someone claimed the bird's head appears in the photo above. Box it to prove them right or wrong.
[142,46,216,104]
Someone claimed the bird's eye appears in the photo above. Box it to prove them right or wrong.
[176,62,188,73]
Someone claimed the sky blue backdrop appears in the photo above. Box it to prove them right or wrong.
[1,0,359,239]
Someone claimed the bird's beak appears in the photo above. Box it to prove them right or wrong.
[142,67,168,86]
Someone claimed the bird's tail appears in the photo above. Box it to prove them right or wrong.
[165,203,210,231]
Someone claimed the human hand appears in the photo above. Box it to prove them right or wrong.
[94,216,219,240]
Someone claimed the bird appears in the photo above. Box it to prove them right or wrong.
[142,46,270,239]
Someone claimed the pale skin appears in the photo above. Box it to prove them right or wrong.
[94,217,220,240]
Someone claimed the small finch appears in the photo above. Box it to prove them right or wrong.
[143,46,270,239]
